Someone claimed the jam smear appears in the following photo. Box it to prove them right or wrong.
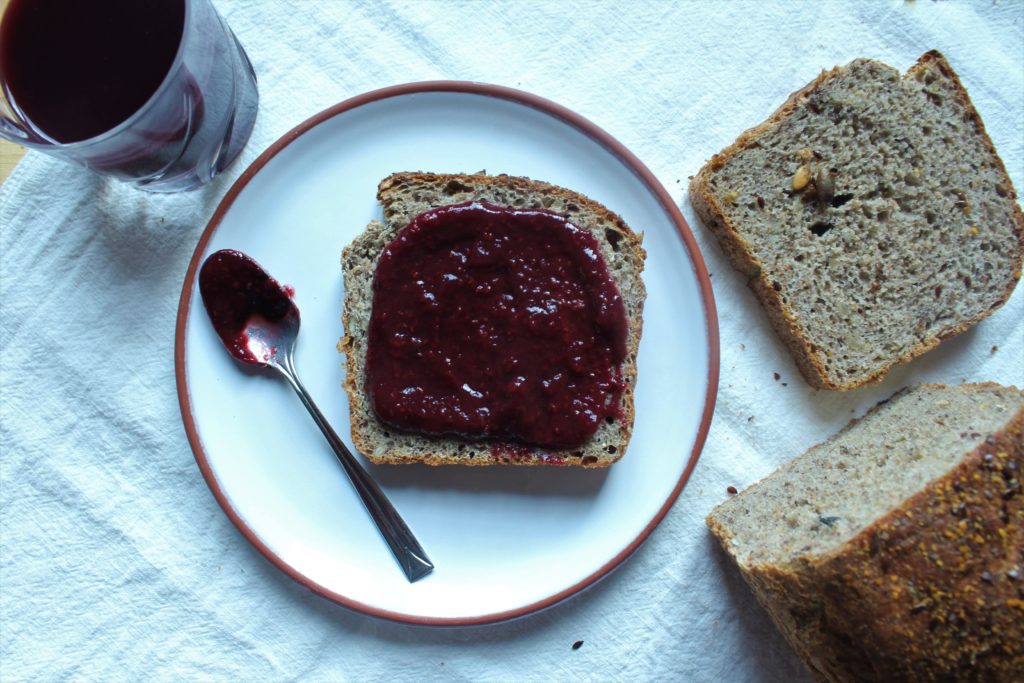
[199,249,296,364]
[366,201,629,449]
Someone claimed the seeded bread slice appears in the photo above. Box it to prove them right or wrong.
[690,51,1024,390]
[708,383,1024,682]
[339,172,646,466]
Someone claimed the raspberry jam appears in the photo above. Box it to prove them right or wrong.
[366,201,629,449]
[199,249,295,364]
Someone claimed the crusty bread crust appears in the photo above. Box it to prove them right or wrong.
[689,51,1024,390]
[707,383,1024,682]
[339,172,646,467]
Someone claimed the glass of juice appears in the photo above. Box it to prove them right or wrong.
[0,0,259,192]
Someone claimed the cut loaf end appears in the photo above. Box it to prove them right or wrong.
[708,383,1024,682]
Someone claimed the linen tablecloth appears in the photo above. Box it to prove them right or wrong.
[2,1,1021,680]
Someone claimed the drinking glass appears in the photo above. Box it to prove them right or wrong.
[0,0,259,192]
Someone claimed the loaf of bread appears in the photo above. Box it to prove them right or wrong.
[707,383,1024,682]
[339,172,646,466]
[690,51,1023,390]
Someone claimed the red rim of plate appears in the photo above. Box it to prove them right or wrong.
[174,81,720,626]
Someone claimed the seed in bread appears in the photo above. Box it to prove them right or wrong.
[707,383,1024,682]
[339,172,647,467]
[690,51,1024,390]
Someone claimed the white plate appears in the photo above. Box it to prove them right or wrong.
[175,82,718,625]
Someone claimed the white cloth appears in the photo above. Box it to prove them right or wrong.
[2,1,1022,680]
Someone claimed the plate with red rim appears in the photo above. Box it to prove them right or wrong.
[175,81,719,625]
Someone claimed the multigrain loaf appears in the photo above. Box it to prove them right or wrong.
[690,51,1023,390]
[339,172,646,466]
[707,383,1024,682]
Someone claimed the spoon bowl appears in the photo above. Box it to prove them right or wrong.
[242,310,299,369]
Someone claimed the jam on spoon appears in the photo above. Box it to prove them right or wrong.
[199,249,296,364]
[198,249,433,583]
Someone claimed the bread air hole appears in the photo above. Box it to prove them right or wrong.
[810,221,834,237]
[444,180,472,195]
[605,228,623,251]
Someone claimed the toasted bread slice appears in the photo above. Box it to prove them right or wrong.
[690,51,1023,390]
[339,172,646,466]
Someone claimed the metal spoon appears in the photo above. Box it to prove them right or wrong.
[199,249,433,583]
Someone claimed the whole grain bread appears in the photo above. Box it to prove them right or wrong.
[707,383,1024,682]
[690,51,1023,390]
[339,172,646,466]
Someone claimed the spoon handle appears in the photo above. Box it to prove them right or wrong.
[277,358,434,583]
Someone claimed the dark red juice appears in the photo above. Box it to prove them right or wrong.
[0,0,185,143]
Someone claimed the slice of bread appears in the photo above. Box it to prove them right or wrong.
[339,172,646,466]
[690,51,1023,390]
[707,383,1024,682]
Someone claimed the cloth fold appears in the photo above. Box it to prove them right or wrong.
[2,1,1021,680]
